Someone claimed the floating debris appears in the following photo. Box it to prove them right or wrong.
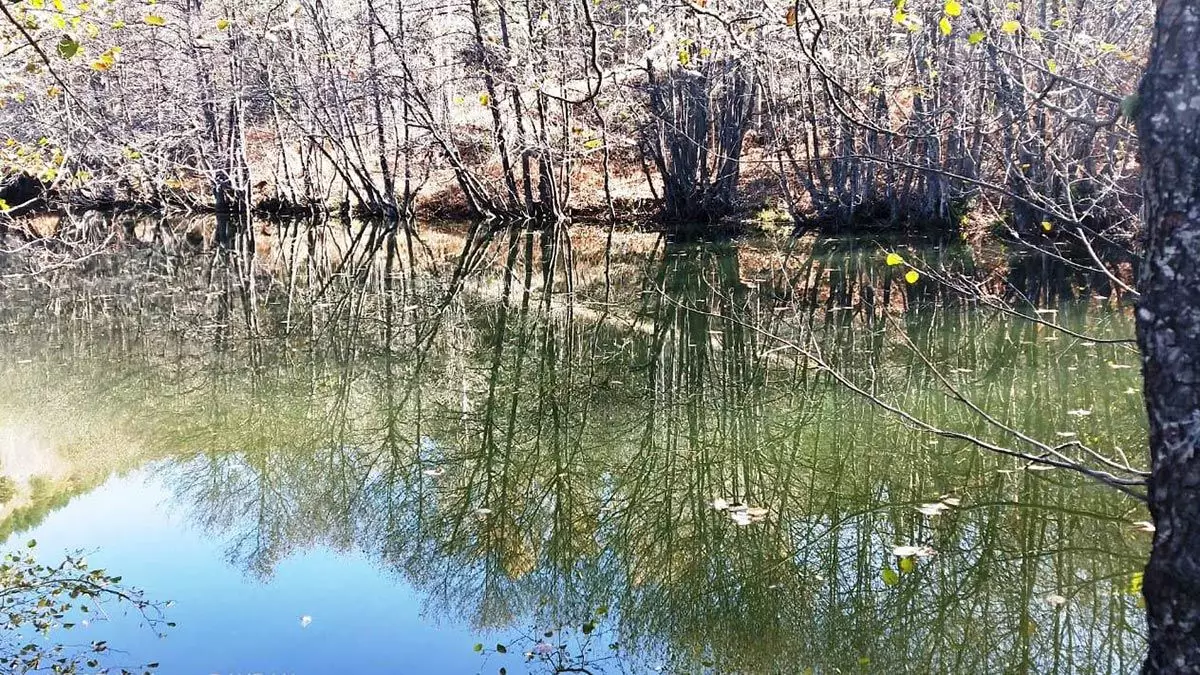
[916,502,950,517]
[1132,521,1155,533]
[892,545,935,558]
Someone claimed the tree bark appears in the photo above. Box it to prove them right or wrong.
[1135,0,1200,671]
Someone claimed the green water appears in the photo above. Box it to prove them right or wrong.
[0,221,1149,673]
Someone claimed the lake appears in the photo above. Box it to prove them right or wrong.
[0,216,1149,673]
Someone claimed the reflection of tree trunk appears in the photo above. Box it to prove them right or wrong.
[1134,1,1200,670]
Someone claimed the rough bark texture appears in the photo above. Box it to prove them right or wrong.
[1135,0,1200,671]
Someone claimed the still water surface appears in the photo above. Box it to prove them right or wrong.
[0,221,1149,673]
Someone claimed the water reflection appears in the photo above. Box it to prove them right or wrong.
[0,216,1147,673]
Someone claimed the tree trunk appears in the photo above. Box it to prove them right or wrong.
[1135,0,1200,671]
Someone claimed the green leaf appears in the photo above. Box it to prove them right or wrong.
[967,30,985,44]
[582,621,595,635]
[473,643,483,653]
[495,643,507,654]
[55,37,80,59]
[899,556,916,573]
[26,539,36,548]
[882,568,900,586]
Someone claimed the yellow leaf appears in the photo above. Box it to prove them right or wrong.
[1029,27,1043,40]
[892,9,907,24]
[886,252,904,266]
[0,198,10,211]
[1129,572,1144,594]
[905,270,920,284]
[944,0,962,16]
[583,138,603,150]
[678,48,690,66]
[967,30,985,44]
[1041,221,1052,232]
[217,18,230,30]
[939,16,952,35]
[143,13,166,25]
[1001,20,1019,34]
[899,556,916,573]
[882,568,899,586]
[785,5,796,26]
[111,19,126,28]
[479,92,490,106]
[52,0,64,11]
[29,0,45,8]
[90,59,111,71]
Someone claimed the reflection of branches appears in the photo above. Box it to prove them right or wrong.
[648,283,1147,500]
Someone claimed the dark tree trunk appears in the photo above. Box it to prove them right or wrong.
[1135,0,1200,671]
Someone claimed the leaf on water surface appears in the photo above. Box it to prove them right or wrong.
[939,495,961,507]
[422,467,445,477]
[1055,431,1077,438]
[1067,409,1092,417]
[496,643,507,653]
[916,502,949,516]
[299,615,312,628]
[473,643,484,653]
[892,545,935,558]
